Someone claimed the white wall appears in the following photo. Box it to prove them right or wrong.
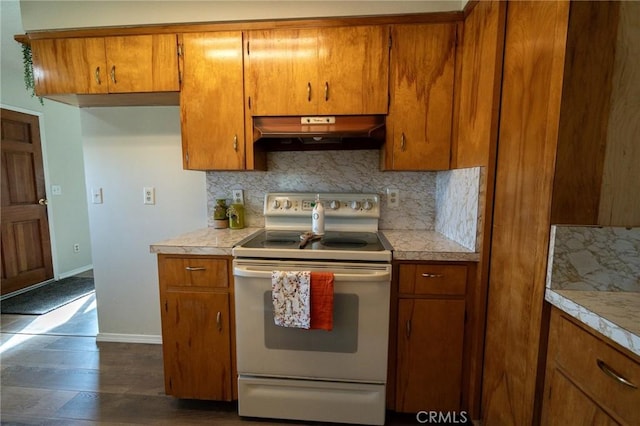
[20,0,465,31]
[82,107,206,341]
[1,0,92,279]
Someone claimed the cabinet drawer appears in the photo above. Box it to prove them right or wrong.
[398,264,467,295]
[159,255,229,288]
[552,311,640,425]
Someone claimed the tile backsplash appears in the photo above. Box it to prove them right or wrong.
[547,225,640,292]
[206,150,481,248]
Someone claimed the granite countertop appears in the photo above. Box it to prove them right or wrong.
[545,225,640,358]
[150,228,479,262]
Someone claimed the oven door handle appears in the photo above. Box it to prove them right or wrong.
[233,266,390,282]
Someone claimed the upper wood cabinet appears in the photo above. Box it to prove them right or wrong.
[244,26,390,116]
[382,23,458,171]
[31,34,179,96]
[179,32,245,170]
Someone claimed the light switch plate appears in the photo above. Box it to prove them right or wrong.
[91,187,103,204]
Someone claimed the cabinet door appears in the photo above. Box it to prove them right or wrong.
[245,28,319,116]
[385,23,457,170]
[161,290,232,401]
[31,38,107,95]
[105,34,179,93]
[542,367,619,426]
[317,26,390,115]
[396,298,465,412]
[180,32,245,170]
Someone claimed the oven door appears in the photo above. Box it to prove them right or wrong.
[233,258,391,383]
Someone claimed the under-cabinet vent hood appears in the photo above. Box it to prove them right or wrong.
[252,115,385,151]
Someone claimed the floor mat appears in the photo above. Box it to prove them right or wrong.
[1,277,95,315]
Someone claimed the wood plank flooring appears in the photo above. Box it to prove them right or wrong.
[1,293,417,425]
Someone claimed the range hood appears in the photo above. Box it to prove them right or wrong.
[252,115,385,151]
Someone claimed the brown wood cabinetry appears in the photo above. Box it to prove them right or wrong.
[244,26,390,116]
[179,32,245,170]
[542,308,640,425]
[392,263,467,413]
[157,254,236,401]
[31,34,179,96]
[382,23,458,171]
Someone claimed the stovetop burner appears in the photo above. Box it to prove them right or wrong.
[243,230,384,252]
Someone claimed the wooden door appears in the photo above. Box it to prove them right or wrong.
[1,109,53,295]
[31,37,107,95]
[318,26,390,115]
[384,23,457,171]
[541,368,618,426]
[180,32,245,170]
[245,28,319,115]
[105,34,179,93]
[162,290,232,400]
[396,298,465,412]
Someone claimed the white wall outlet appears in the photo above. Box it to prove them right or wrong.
[387,188,399,208]
[144,187,155,205]
[91,187,103,204]
[51,185,62,195]
[73,243,80,253]
[232,189,244,205]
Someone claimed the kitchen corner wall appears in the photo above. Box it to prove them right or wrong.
[206,150,481,249]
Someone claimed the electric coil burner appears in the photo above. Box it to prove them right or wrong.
[232,193,392,425]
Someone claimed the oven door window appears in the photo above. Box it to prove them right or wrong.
[263,292,358,353]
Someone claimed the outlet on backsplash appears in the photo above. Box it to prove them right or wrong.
[232,189,244,205]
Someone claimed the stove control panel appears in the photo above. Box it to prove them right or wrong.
[264,193,380,218]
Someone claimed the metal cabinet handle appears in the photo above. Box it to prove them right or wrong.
[233,135,238,151]
[405,319,411,338]
[422,273,444,278]
[597,359,638,389]
[216,311,222,332]
[110,65,116,84]
[307,82,312,102]
[95,67,101,84]
[185,266,206,272]
[324,81,329,101]
[38,198,48,206]
[400,133,406,151]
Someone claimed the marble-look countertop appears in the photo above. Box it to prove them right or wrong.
[545,225,640,358]
[150,227,262,256]
[545,290,640,357]
[150,228,479,262]
[380,230,479,261]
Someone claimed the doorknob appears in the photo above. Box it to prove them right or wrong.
[38,198,48,206]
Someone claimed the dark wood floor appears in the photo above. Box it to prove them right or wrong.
[1,292,419,425]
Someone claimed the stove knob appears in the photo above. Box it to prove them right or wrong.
[283,199,292,209]
[350,200,361,210]
[272,199,281,209]
[329,200,340,210]
[363,199,374,210]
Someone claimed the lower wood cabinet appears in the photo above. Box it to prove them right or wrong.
[541,307,640,425]
[390,262,468,413]
[157,254,236,401]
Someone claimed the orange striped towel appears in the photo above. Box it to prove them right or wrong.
[310,272,334,331]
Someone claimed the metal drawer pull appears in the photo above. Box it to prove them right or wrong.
[216,311,222,331]
[597,359,638,389]
[422,273,444,278]
[405,319,411,338]
[307,82,312,102]
[95,67,101,84]
[400,133,406,151]
[233,135,238,151]
[324,81,329,101]
[185,266,206,272]
[110,65,117,84]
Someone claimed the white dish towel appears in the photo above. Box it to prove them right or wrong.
[271,271,311,329]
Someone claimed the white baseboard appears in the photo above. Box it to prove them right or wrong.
[59,264,94,279]
[96,333,162,344]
